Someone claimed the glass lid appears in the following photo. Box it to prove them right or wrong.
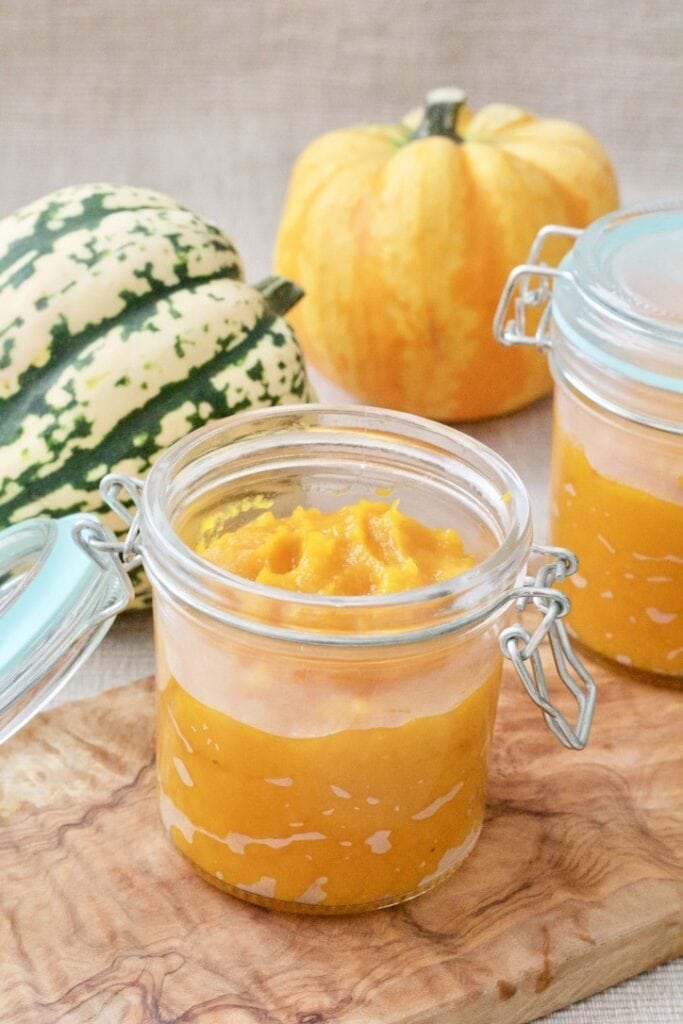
[0,514,131,745]
[572,199,683,336]
[550,199,683,399]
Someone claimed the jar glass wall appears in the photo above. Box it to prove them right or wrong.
[550,372,683,680]
[140,406,532,913]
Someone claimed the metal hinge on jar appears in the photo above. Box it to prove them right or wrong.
[493,225,583,349]
[501,545,596,750]
[71,474,144,626]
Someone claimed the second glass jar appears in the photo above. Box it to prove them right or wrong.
[496,201,683,682]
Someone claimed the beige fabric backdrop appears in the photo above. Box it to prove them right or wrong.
[2,0,683,277]
[1,2,682,1022]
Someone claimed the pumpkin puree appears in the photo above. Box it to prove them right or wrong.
[195,499,476,595]
[551,432,683,678]
[156,500,500,911]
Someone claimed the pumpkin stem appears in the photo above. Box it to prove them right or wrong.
[410,87,467,143]
[255,275,304,316]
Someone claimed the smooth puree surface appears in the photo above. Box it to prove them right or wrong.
[551,430,683,678]
[156,498,500,911]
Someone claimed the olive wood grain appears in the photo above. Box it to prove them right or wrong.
[1,654,681,1024]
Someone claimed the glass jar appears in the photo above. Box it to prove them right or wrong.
[495,200,683,683]
[0,405,595,914]
[137,405,594,913]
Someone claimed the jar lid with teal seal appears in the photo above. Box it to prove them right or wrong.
[0,504,133,744]
[494,199,683,432]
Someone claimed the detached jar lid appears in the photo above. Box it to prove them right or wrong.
[0,513,131,744]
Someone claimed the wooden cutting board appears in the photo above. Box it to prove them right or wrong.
[1,651,682,1024]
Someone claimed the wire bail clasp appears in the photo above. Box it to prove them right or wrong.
[493,225,582,349]
[70,474,145,626]
[500,544,596,750]
[97,473,145,572]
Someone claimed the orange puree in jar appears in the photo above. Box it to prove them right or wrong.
[156,499,501,912]
[551,431,683,678]
[195,499,475,595]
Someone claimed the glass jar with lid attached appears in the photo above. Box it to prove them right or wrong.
[495,200,683,682]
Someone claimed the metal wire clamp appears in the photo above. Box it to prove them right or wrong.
[493,225,583,349]
[500,544,596,750]
[70,475,145,626]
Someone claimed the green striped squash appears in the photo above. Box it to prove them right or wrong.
[0,183,315,605]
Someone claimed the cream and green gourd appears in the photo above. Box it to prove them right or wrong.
[0,183,314,605]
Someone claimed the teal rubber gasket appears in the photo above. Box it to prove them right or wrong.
[0,513,102,679]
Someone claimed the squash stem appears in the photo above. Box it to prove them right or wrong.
[255,275,304,316]
[410,87,466,143]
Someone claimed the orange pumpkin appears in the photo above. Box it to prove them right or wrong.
[275,88,619,421]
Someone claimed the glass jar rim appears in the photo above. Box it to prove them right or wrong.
[140,405,532,642]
